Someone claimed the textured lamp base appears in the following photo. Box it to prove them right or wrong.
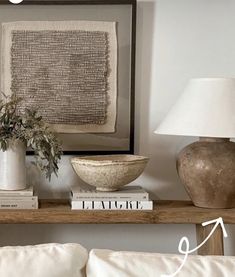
[177,138,235,209]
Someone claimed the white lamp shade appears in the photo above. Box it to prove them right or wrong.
[154,78,235,138]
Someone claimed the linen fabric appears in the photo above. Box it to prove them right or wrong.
[86,249,235,277]
[1,21,117,133]
[0,243,88,277]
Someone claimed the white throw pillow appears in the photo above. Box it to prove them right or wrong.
[0,243,88,277]
[86,249,235,277]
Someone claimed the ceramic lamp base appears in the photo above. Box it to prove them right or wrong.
[177,137,235,209]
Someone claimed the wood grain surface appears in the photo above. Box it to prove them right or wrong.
[0,200,233,224]
[196,223,224,255]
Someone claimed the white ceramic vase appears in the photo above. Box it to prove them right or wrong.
[0,139,27,190]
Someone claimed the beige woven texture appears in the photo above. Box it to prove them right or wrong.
[1,21,117,133]
[11,30,109,125]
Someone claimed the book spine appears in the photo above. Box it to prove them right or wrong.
[0,200,38,209]
[0,196,38,201]
[71,201,153,210]
[71,193,149,201]
[72,196,149,201]
[0,192,34,196]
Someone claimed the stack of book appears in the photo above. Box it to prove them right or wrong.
[0,185,38,209]
[71,186,153,210]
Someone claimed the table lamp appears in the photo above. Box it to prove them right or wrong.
[154,78,235,209]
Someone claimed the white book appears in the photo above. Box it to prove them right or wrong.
[0,185,34,197]
[71,200,153,210]
[0,199,38,209]
[71,186,149,201]
[0,196,38,201]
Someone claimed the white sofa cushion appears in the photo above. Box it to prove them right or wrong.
[86,249,235,277]
[0,243,88,277]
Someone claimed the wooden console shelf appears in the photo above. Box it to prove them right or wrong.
[0,200,233,224]
[0,200,231,256]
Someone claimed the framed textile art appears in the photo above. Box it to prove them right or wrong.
[2,21,117,134]
[0,0,136,154]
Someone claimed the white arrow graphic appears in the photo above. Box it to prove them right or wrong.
[161,217,228,277]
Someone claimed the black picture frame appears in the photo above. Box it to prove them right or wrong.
[0,0,136,155]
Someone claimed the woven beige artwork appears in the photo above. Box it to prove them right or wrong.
[1,21,117,133]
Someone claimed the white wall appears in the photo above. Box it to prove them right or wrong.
[1,0,235,255]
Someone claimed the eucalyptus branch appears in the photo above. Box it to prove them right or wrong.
[0,93,63,180]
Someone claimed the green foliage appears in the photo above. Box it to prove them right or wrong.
[0,93,63,180]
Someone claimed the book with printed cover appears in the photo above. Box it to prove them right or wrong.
[71,186,149,201]
[0,185,34,197]
[0,186,38,209]
[71,200,153,210]
[0,198,38,209]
